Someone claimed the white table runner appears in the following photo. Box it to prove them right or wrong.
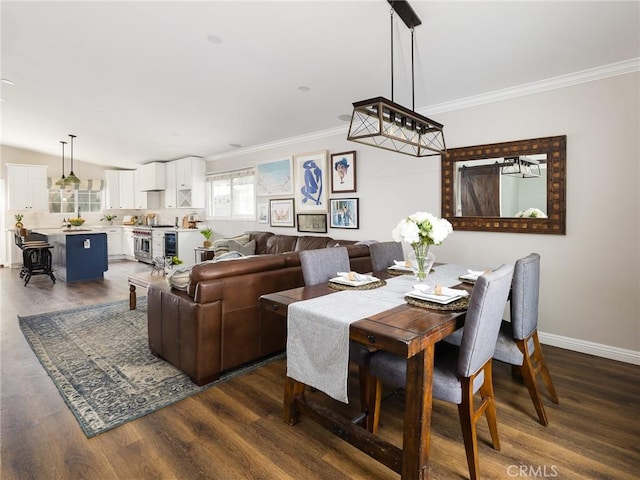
[286,263,469,403]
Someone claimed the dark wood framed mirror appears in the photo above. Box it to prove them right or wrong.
[441,135,566,234]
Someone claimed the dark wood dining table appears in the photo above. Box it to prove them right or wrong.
[260,272,473,480]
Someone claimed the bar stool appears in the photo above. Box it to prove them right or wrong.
[14,230,56,286]
[22,244,56,286]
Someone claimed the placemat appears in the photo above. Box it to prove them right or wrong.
[328,279,387,291]
[386,267,435,276]
[404,294,470,311]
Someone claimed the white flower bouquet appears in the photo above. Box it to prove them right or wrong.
[392,212,453,281]
[515,207,547,218]
[392,211,453,246]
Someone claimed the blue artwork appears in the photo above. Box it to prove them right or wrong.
[299,160,324,206]
[295,151,328,212]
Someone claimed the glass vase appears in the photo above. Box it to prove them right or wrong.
[408,244,436,282]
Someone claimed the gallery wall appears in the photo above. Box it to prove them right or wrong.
[206,72,640,363]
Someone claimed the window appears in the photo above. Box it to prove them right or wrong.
[206,168,255,220]
[48,178,103,214]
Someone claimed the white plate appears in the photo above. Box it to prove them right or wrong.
[389,264,413,272]
[329,276,379,287]
[458,273,478,284]
[406,288,468,305]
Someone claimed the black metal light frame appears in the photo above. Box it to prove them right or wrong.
[347,0,446,157]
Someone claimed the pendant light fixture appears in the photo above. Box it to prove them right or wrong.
[500,156,542,178]
[64,134,81,185]
[347,0,446,157]
[55,140,68,186]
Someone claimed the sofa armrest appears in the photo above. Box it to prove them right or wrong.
[187,255,286,296]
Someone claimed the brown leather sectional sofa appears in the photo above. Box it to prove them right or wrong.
[147,231,373,385]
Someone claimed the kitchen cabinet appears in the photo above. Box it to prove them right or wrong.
[152,229,165,258]
[46,231,108,282]
[105,170,136,209]
[164,162,177,209]
[105,226,124,257]
[138,162,165,191]
[133,170,147,209]
[122,227,135,259]
[7,164,48,211]
[164,157,205,209]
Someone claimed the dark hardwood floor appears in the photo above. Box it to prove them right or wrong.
[1,260,639,479]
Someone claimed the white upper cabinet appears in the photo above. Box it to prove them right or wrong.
[138,162,166,191]
[164,157,205,208]
[164,161,177,209]
[134,170,147,209]
[105,170,135,209]
[7,164,48,211]
[176,157,205,208]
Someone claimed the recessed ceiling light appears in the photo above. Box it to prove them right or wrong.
[338,114,352,122]
[207,35,222,44]
[229,143,242,148]
[1,78,15,85]
[298,86,310,92]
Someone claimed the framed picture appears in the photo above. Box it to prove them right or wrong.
[330,198,359,229]
[257,200,269,224]
[330,151,357,193]
[269,198,295,227]
[297,214,327,233]
[294,151,328,213]
[256,158,293,196]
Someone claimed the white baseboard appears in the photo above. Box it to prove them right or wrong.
[538,332,640,366]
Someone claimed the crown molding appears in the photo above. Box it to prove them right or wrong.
[207,58,640,161]
[423,58,640,116]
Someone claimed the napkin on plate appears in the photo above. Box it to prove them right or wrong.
[393,260,411,267]
[336,271,376,282]
[414,285,469,298]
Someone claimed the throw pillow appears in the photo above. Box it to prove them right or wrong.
[166,265,193,291]
[215,250,245,261]
[227,239,256,256]
[167,251,246,290]
[212,233,252,256]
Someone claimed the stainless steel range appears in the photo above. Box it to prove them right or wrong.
[132,227,153,264]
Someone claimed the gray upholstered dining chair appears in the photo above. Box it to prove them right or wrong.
[369,241,404,272]
[366,264,514,480]
[445,253,559,426]
[298,246,371,411]
[299,247,350,286]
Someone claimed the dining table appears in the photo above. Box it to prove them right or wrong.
[259,263,476,480]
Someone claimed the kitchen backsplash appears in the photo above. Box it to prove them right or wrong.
[8,208,207,229]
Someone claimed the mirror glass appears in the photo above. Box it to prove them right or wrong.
[441,136,566,234]
[454,154,547,217]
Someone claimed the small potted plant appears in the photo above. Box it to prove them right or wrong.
[14,214,24,229]
[100,213,118,226]
[200,228,213,248]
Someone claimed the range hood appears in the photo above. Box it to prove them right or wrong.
[138,162,166,191]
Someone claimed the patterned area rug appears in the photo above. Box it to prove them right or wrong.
[18,298,285,438]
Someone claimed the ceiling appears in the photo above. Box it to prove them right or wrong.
[2,1,639,169]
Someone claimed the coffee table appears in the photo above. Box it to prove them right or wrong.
[127,271,168,310]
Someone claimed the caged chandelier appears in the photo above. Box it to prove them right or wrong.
[347,0,446,158]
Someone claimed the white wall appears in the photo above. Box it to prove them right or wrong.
[206,72,640,362]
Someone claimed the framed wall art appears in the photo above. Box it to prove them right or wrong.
[256,157,293,196]
[269,198,295,228]
[297,214,327,234]
[294,151,328,213]
[330,151,356,193]
[257,200,269,224]
[330,198,359,229]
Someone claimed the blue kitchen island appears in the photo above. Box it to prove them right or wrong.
[44,230,108,282]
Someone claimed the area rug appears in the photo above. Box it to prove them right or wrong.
[18,298,285,438]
